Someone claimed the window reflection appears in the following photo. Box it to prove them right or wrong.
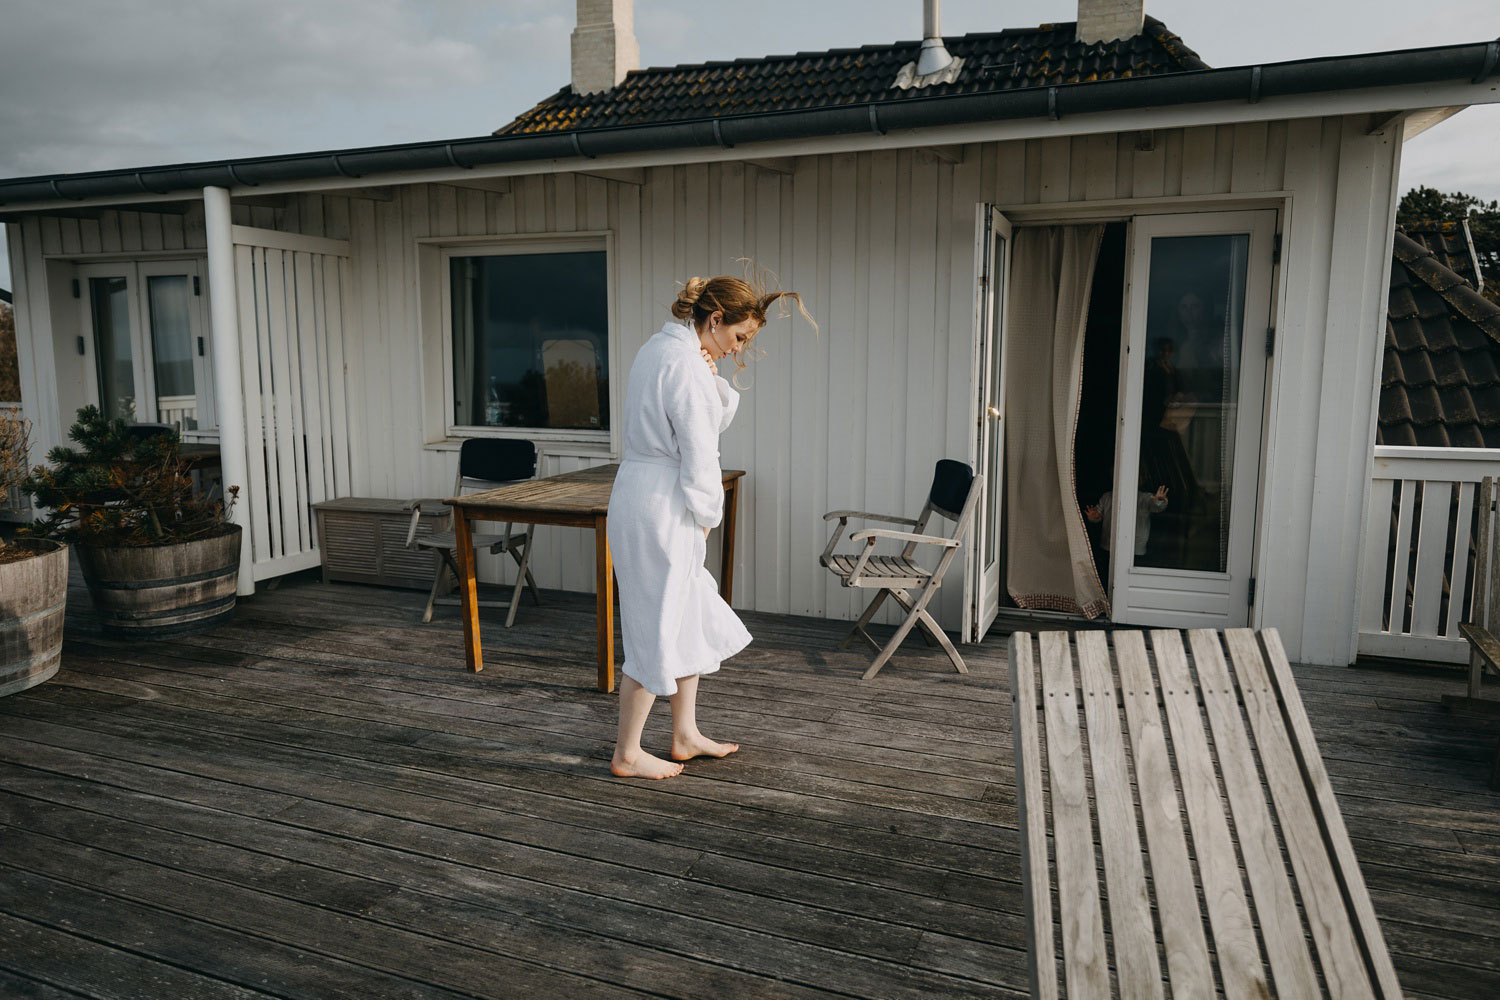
[147,275,198,431]
[450,251,609,431]
[91,277,135,421]
[1135,234,1249,573]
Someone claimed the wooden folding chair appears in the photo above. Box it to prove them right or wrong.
[821,459,982,679]
[405,438,541,627]
[1451,475,1500,788]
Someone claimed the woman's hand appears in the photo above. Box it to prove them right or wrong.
[701,347,718,375]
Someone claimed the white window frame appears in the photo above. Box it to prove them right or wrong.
[74,258,216,440]
[428,232,616,448]
[136,259,216,440]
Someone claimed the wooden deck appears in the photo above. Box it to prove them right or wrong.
[1,575,1498,999]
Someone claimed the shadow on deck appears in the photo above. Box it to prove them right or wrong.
[0,574,1497,997]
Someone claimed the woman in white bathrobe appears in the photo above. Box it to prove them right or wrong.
[608,275,812,779]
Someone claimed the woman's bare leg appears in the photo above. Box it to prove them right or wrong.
[669,673,740,761]
[610,675,683,779]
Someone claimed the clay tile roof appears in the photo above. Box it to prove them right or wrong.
[1379,231,1500,447]
[1402,220,1485,292]
[497,17,1207,136]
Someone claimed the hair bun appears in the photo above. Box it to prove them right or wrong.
[671,277,708,320]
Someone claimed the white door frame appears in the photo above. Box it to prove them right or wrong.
[1110,208,1277,628]
[966,204,1013,643]
[75,259,214,436]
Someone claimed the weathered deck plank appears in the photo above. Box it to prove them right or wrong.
[0,575,1495,998]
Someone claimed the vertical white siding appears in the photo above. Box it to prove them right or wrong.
[1282,119,1404,665]
[5,117,1400,661]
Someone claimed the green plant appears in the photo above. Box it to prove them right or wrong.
[22,406,237,547]
[0,302,20,402]
[0,408,31,562]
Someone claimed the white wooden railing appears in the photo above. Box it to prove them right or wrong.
[156,394,197,432]
[1358,446,1500,663]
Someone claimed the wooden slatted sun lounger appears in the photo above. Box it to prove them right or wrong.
[1009,627,1402,999]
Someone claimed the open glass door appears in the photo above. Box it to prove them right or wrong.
[1111,209,1276,628]
[967,205,1012,642]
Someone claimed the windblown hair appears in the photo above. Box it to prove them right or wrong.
[669,265,817,389]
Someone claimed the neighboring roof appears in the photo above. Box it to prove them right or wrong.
[0,289,11,305]
[1380,232,1500,447]
[1402,219,1485,291]
[498,18,1207,135]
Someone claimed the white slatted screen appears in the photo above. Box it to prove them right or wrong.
[231,227,353,582]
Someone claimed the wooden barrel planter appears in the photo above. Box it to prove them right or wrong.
[0,539,68,697]
[76,525,242,638]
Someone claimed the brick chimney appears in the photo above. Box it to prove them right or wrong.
[1076,0,1145,44]
[571,0,639,95]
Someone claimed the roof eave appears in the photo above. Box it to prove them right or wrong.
[2,38,1497,211]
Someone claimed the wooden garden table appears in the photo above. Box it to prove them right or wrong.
[445,463,744,692]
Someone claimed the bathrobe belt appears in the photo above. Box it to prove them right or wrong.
[620,452,684,470]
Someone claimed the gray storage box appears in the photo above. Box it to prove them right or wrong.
[312,497,445,590]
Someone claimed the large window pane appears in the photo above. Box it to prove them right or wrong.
[147,275,198,430]
[91,276,135,421]
[1134,233,1249,573]
[450,251,609,431]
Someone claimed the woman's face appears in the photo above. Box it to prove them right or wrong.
[700,313,760,360]
[1176,293,1205,329]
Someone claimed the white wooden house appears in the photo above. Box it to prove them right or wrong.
[5,0,1500,667]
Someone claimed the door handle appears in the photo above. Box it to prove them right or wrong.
[987,406,1002,419]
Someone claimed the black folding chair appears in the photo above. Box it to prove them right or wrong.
[405,438,541,627]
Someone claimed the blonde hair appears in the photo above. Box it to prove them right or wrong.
[670,266,817,389]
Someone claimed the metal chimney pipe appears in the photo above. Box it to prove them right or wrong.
[916,0,955,77]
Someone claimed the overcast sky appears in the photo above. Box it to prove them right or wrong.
[2,0,1497,287]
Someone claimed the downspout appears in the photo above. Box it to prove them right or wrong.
[202,187,254,597]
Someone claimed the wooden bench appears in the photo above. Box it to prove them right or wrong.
[1009,627,1402,999]
[1450,476,1500,788]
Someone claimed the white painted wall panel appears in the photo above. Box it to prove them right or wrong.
[5,118,1399,662]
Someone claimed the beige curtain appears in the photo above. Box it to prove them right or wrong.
[1005,225,1108,618]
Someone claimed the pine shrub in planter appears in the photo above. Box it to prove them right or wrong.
[0,410,67,696]
[23,406,242,638]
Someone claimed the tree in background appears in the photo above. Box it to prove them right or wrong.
[1397,186,1500,307]
[0,302,21,402]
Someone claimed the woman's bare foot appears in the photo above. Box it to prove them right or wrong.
[670,732,740,762]
[610,749,683,779]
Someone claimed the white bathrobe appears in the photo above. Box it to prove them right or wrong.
[607,319,753,696]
